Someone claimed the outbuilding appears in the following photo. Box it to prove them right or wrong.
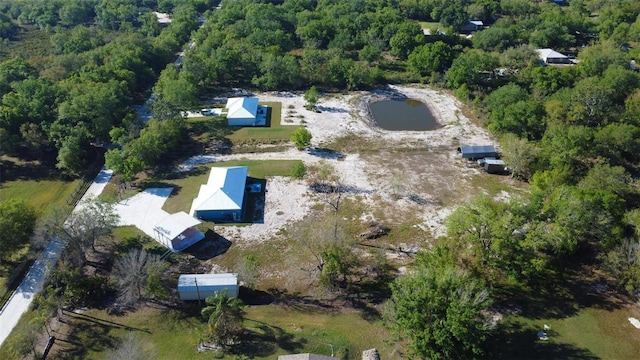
[177,273,239,301]
[536,48,573,65]
[482,158,506,174]
[153,211,205,252]
[458,145,497,160]
[278,354,339,360]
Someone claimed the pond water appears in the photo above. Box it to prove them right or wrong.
[369,99,439,131]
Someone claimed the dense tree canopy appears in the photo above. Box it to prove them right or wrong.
[388,247,493,359]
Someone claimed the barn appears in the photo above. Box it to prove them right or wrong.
[190,166,248,222]
[458,145,497,160]
[177,273,238,301]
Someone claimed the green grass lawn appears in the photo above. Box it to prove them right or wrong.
[498,306,640,359]
[0,159,78,307]
[418,21,441,30]
[159,160,302,214]
[76,304,400,360]
[188,101,293,148]
[227,102,291,142]
[0,178,78,215]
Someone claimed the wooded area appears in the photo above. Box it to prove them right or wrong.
[2,0,640,359]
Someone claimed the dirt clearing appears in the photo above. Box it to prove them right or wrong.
[183,84,501,249]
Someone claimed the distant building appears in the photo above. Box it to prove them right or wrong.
[460,20,484,33]
[177,273,238,300]
[224,97,268,126]
[190,166,248,222]
[278,354,339,360]
[458,145,498,160]
[479,158,506,174]
[536,48,573,65]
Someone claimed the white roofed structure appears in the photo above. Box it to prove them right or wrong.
[153,211,205,252]
[536,48,573,65]
[225,97,259,126]
[190,166,248,222]
[177,273,239,300]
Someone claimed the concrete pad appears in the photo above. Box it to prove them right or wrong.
[113,188,173,240]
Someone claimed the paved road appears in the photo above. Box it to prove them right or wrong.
[0,169,113,347]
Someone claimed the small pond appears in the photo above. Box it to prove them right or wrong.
[369,99,439,131]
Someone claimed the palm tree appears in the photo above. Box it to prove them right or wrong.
[201,291,245,347]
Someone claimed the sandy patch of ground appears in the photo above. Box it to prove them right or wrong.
[183,84,496,244]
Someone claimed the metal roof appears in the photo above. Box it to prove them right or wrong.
[459,145,496,154]
[190,166,248,213]
[178,273,238,288]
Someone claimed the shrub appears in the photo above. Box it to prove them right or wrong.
[291,162,307,179]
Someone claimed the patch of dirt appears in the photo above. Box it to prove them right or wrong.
[181,84,497,246]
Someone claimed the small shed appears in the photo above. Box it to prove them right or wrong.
[278,354,339,360]
[153,211,205,252]
[177,273,238,301]
[482,159,506,174]
[458,145,497,160]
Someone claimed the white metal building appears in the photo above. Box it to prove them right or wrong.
[177,273,239,301]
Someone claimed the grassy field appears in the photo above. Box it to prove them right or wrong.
[418,21,441,30]
[498,307,640,359]
[227,102,291,142]
[71,303,400,360]
[0,177,78,215]
[0,157,78,309]
[188,101,293,149]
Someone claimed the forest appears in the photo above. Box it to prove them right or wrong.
[1,0,640,359]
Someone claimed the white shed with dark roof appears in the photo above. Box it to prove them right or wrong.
[177,273,238,300]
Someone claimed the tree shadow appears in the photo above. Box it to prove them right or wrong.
[308,182,373,196]
[316,105,349,113]
[267,288,337,313]
[307,147,346,160]
[63,309,151,333]
[229,319,307,358]
[0,153,65,182]
[53,316,120,357]
[183,230,232,260]
[240,287,275,305]
[240,178,266,224]
[496,265,625,321]
[492,321,600,360]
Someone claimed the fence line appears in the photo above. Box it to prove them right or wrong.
[65,154,105,207]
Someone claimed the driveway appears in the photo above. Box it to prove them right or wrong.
[112,188,174,240]
[0,169,113,347]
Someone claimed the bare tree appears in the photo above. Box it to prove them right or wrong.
[107,332,154,360]
[40,197,119,266]
[236,255,259,290]
[293,215,357,291]
[112,248,165,306]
